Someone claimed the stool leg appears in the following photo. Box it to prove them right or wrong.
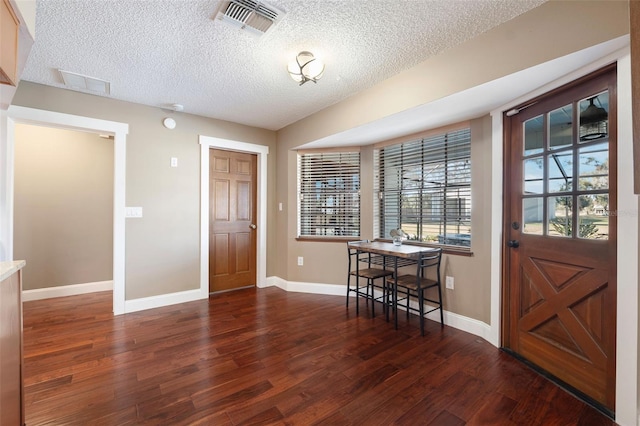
[371,279,375,318]
[406,290,410,319]
[437,282,444,326]
[384,281,390,322]
[356,277,360,315]
[418,288,425,336]
[346,273,351,307]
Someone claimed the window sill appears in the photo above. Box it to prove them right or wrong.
[296,236,357,243]
[295,237,473,256]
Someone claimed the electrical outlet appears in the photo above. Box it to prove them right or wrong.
[445,276,454,290]
[297,256,304,266]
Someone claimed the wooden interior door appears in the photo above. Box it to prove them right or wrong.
[503,66,617,413]
[209,149,257,293]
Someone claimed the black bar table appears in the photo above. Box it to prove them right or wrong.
[347,240,439,329]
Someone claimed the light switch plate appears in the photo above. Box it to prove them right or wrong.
[125,207,143,218]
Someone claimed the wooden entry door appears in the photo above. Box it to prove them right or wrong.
[209,149,257,293]
[503,66,617,412]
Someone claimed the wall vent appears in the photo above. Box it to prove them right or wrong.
[216,0,285,36]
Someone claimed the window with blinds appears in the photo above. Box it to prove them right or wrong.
[374,128,471,248]
[298,151,360,238]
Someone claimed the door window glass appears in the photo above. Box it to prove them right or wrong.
[523,197,544,235]
[578,142,609,190]
[524,158,544,194]
[524,115,544,156]
[549,104,573,150]
[579,91,608,142]
[548,152,573,193]
[521,90,609,240]
[548,196,573,237]
[578,194,609,239]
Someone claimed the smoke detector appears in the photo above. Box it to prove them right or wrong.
[216,0,285,36]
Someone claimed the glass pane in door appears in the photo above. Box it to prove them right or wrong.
[548,152,573,193]
[578,142,609,190]
[579,91,608,142]
[549,104,573,150]
[524,158,544,194]
[578,194,609,240]
[524,115,544,156]
[523,197,544,235]
[548,196,573,237]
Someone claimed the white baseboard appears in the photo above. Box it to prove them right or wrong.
[124,288,207,314]
[22,280,114,301]
[405,298,492,343]
[265,276,492,343]
[266,276,345,296]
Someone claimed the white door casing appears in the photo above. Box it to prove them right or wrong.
[5,105,128,315]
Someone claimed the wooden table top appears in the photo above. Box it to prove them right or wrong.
[347,240,438,259]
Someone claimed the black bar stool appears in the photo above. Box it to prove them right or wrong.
[347,241,394,316]
[386,248,443,335]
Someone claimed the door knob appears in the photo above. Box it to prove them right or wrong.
[507,240,519,248]
[249,224,257,229]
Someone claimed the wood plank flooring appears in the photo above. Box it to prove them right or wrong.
[22,287,615,425]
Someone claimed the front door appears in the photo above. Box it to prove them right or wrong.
[503,65,617,412]
[209,149,257,293]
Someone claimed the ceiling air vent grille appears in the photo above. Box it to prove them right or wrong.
[59,69,110,95]
[217,0,285,36]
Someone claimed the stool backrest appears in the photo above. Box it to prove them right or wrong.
[417,248,443,279]
[347,240,372,268]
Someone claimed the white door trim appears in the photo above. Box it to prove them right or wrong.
[199,136,269,296]
[6,105,128,315]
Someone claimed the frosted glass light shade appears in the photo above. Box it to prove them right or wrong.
[287,51,325,85]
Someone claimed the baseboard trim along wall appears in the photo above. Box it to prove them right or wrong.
[264,276,493,345]
[22,280,114,301]
[124,289,206,314]
[267,276,345,296]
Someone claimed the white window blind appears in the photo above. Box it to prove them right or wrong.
[374,128,471,248]
[298,152,360,237]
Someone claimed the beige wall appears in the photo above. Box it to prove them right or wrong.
[274,0,630,324]
[14,124,113,290]
[12,83,277,300]
[280,117,492,322]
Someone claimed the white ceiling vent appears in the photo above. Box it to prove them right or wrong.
[216,0,285,36]
[59,69,110,95]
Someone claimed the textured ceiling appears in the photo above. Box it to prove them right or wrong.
[22,0,547,131]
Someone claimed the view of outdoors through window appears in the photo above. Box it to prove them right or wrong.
[375,128,471,248]
[298,152,360,237]
[522,90,609,240]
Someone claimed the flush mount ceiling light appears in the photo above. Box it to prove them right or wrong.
[287,51,325,86]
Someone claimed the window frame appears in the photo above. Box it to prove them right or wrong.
[374,127,472,250]
[297,149,361,240]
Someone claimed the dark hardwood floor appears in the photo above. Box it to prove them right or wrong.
[23,287,615,425]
